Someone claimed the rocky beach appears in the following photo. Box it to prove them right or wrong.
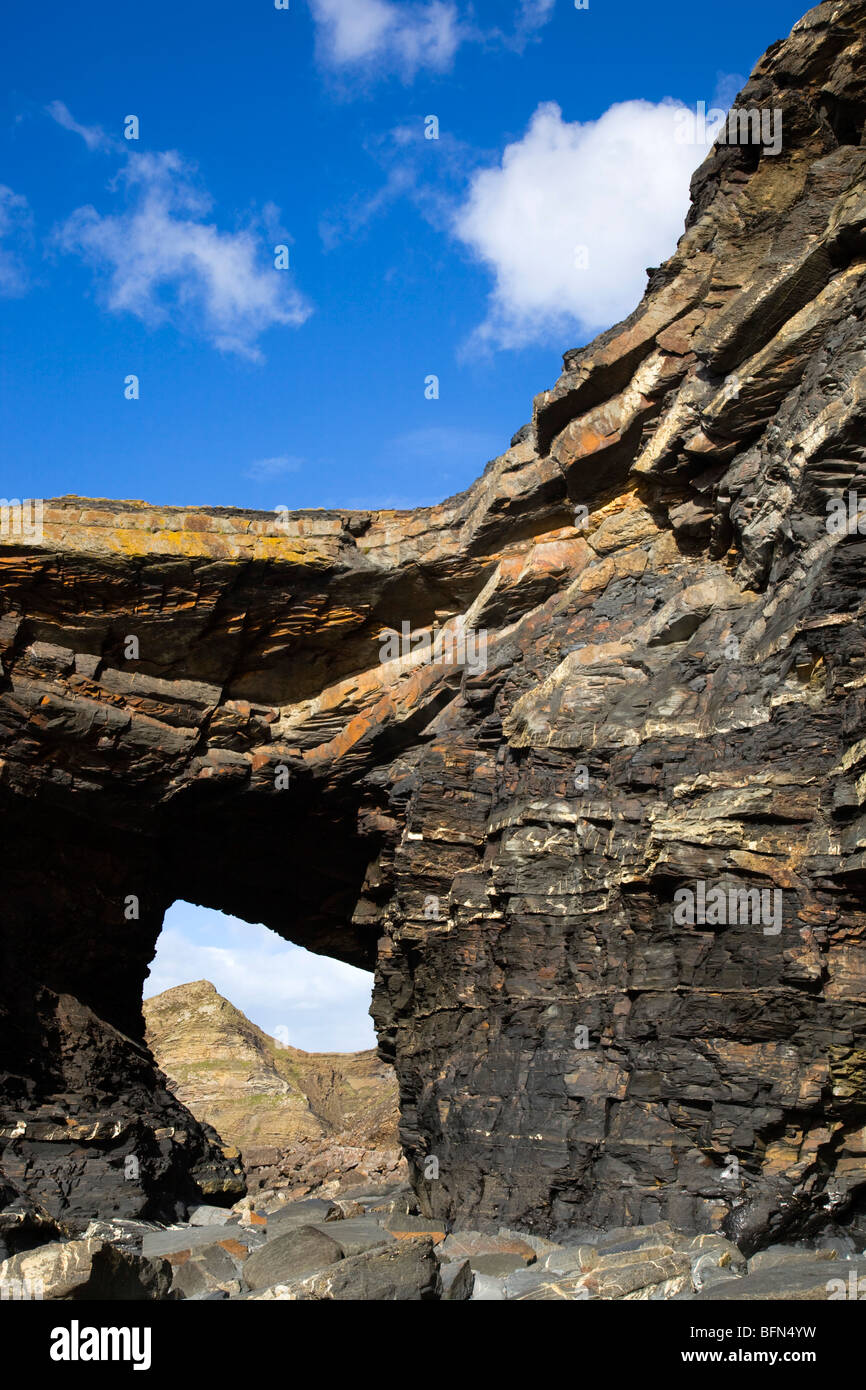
[2,0,866,1319]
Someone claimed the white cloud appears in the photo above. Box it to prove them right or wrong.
[307,0,557,83]
[244,455,304,480]
[46,100,113,152]
[453,99,711,351]
[308,0,460,78]
[144,904,376,1052]
[711,71,746,112]
[0,186,32,296]
[518,0,556,30]
[55,151,311,360]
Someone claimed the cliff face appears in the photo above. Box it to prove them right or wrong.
[2,0,866,1247]
[143,981,403,1195]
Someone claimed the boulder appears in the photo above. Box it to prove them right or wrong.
[438,1231,536,1266]
[470,1274,508,1301]
[510,1274,592,1301]
[77,1219,168,1253]
[264,1198,340,1237]
[0,1239,173,1300]
[439,1258,474,1301]
[382,1214,447,1244]
[245,1237,440,1300]
[142,1225,265,1261]
[188,1205,233,1227]
[689,1262,866,1301]
[307,1217,395,1257]
[0,1203,64,1261]
[171,1242,244,1299]
[243,1226,345,1291]
[467,1253,529,1277]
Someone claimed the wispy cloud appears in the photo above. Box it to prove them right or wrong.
[711,71,747,111]
[307,0,557,84]
[54,150,311,360]
[308,0,461,81]
[244,454,305,481]
[518,0,556,25]
[320,120,484,250]
[453,99,710,352]
[144,903,376,1051]
[503,0,558,50]
[0,186,33,296]
[46,99,115,152]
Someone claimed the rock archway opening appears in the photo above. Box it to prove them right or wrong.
[141,903,403,1199]
[0,764,395,1220]
[144,901,378,1053]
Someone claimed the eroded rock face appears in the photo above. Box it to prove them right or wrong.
[2,0,866,1245]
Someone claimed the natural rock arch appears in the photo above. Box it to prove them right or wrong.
[2,0,866,1250]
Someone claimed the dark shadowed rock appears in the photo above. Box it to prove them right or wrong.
[264,1197,340,1237]
[245,1236,441,1300]
[242,1226,344,1290]
[689,1261,866,1300]
[439,1257,474,1300]
[469,1253,529,1277]
[306,1216,395,1256]
[0,1200,64,1261]
[382,1213,447,1243]
[170,1242,244,1299]
[1,0,866,1249]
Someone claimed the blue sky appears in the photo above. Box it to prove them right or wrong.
[145,903,378,1051]
[5,0,808,1047]
[3,0,806,515]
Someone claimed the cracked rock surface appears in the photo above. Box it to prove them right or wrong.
[2,0,866,1248]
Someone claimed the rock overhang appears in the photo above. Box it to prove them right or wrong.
[2,0,866,1242]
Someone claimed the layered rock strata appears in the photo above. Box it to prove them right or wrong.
[2,0,866,1247]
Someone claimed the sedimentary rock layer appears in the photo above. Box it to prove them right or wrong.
[2,0,866,1246]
